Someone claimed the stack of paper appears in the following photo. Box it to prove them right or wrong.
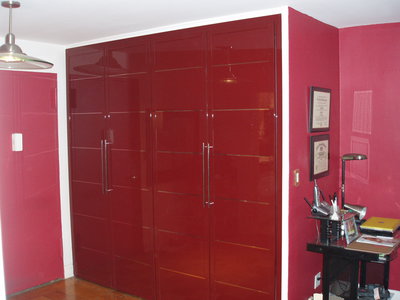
[356,234,399,248]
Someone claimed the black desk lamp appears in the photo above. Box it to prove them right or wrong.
[341,153,367,210]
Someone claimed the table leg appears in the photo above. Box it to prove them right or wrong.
[349,259,359,300]
[360,261,366,288]
[322,254,330,300]
[383,261,390,290]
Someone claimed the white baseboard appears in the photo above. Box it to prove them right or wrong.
[390,289,400,299]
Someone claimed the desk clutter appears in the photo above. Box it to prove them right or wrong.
[306,179,400,300]
[305,180,400,245]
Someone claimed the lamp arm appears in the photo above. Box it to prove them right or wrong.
[341,159,346,209]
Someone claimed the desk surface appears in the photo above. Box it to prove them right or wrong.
[346,239,399,255]
[307,237,399,262]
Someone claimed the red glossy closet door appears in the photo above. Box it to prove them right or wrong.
[208,17,279,300]
[152,30,210,300]
[106,39,156,300]
[68,46,113,286]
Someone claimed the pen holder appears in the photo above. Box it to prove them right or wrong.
[319,218,341,243]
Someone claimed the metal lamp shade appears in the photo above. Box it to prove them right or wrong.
[0,1,53,69]
[344,203,367,219]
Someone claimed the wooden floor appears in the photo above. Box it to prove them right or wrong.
[8,278,142,300]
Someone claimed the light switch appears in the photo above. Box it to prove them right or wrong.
[293,169,300,186]
[12,133,23,151]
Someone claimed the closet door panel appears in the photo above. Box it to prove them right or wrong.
[153,30,209,300]
[109,112,147,151]
[73,215,109,251]
[153,32,205,70]
[71,181,106,218]
[68,48,104,80]
[108,74,149,112]
[213,110,275,156]
[213,155,275,203]
[107,41,148,75]
[110,150,150,188]
[212,62,275,110]
[114,257,156,300]
[156,152,202,194]
[68,47,113,288]
[106,40,155,299]
[155,193,207,237]
[213,242,275,292]
[113,224,154,264]
[70,148,102,183]
[111,187,153,227]
[210,19,275,65]
[153,69,205,110]
[158,231,208,277]
[69,78,105,114]
[213,283,274,300]
[159,270,209,300]
[155,111,203,152]
[209,17,278,300]
[70,114,105,148]
[213,200,275,248]
[74,248,112,286]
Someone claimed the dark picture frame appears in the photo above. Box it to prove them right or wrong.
[310,134,329,180]
[344,216,359,244]
[309,86,331,132]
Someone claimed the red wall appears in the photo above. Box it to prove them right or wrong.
[339,22,400,290]
[289,8,340,299]
[0,71,64,295]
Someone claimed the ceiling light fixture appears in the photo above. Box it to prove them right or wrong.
[0,1,53,69]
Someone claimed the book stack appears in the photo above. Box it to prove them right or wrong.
[360,217,400,237]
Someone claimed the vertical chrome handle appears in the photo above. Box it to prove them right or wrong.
[104,139,113,192]
[100,139,106,194]
[207,143,214,207]
[202,142,206,207]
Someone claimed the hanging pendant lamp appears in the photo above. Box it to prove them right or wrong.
[0,1,53,69]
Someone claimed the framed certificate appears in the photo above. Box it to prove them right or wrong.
[309,86,331,132]
[310,134,329,180]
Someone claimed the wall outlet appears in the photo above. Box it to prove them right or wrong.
[314,272,321,289]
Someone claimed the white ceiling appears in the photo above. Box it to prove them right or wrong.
[0,0,399,46]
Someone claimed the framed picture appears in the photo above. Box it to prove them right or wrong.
[344,216,359,244]
[310,134,329,180]
[309,86,331,132]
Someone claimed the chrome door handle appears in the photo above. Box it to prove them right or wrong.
[100,139,106,194]
[104,139,113,192]
[207,143,214,207]
[202,142,206,207]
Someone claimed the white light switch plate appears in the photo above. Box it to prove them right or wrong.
[12,133,23,151]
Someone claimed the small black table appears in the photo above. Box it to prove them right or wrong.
[307,238,399,299]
